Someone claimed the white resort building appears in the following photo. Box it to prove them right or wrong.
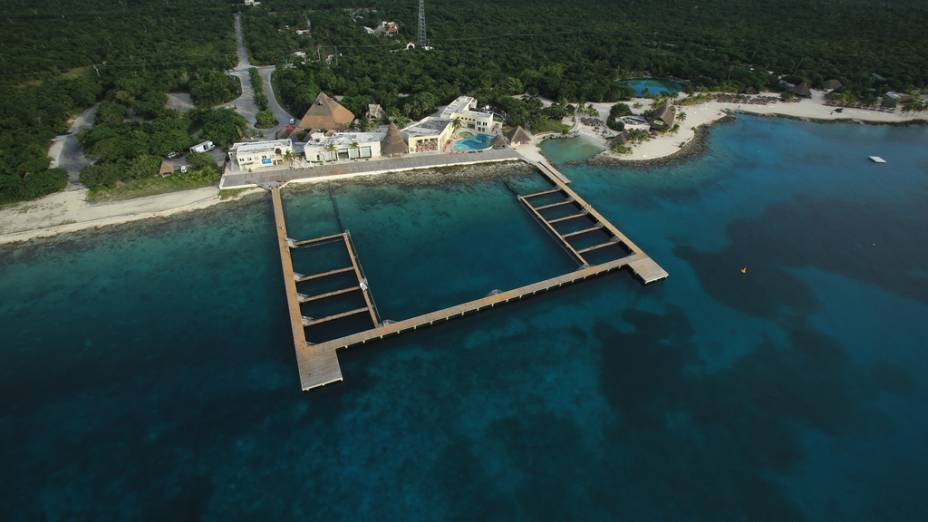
[439,96,502,134]
[303,131,383,163]
[228,139,293,171]
[402,117,455,153]
[228,95,505,171]
[401,96,503,153]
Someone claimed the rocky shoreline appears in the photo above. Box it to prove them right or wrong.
[284,160,533,191]
[583,115,736,168]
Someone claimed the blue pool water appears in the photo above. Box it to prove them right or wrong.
[2,116,927,520]
[623,78,683,96]
[451,133,493,151]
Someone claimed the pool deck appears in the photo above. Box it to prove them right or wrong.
[270,156,667,391]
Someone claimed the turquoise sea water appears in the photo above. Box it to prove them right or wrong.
[451,133,493,151]
[538,135,605,162]
[2,116,927,520]
[623,78,683,96]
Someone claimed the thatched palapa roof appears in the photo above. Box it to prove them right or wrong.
[822,79,843,91]
[491,133,509,148]
[298,91,355,130]
[792,82,812,97]
[655,104,676,127]
[505,126,532,146]
[380,122,407,156]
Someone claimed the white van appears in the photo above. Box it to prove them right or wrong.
[190,140,215,154]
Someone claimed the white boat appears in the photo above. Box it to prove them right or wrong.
[869,156,887,163]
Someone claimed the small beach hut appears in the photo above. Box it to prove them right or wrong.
[380,122,408,156]
[298,91,355,131]
[506,126,532,147]
[491,134,509,149]
[366,103,384,121]
[822,79,843,91]
[792,82,812,97]
[158,160,174,177]
[612,132,628,146]
[654,104,676,127]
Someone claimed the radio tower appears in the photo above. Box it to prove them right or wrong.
[417,0,427,49]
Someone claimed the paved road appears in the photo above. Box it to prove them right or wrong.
[257,65,295,130]
[227,13,294,138]
[221,148,521,188]
[48,104,97,187]
[233,13,250,71]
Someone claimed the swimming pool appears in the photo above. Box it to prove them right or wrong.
[622,78,683,97]
[451,134,493,151]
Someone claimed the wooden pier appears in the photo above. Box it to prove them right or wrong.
[270,159,667,391]
[520,160,668,283]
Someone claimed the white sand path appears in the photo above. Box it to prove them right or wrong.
[0,187,261,245]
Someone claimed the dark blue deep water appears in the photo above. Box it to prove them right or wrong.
[2,116,927,520]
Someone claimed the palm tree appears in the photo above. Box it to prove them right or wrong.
[283,150,295,168]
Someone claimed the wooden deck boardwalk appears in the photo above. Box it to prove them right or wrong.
[270,158,668,391]
[271,186,343,387]
[520,160,669,283]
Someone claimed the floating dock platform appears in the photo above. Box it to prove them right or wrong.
[270,159,667,391]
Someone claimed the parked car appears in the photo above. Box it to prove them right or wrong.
[190,140,215,154]
[289,117,296,125]
[165,151,179,159]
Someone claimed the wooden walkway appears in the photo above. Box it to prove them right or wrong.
[521,161,668,283]
[270,159,668,391]
[271,186,343,387]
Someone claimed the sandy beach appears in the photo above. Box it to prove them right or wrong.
[0,187,262,245]
[573,90,928,162]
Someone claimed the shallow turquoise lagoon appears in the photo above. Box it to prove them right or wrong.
[539,135,604,163]
[451,133,493,151]
[2,116,927,520]
[623,78,683,96]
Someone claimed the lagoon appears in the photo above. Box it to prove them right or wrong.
[622,78,683,96]
[2,116,927,520]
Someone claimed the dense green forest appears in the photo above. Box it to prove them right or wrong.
[0,0,239,204]
[2,0,926,204]
[245,0,928,124]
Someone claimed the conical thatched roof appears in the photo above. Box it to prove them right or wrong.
[792,82,812,97]
[298,91,355,130]
[822,79,843,91]
[506,126,532,146]
[612,132,627,145]
[380,122,407,156]
[491,133,509,148]
[655,104,676,126]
